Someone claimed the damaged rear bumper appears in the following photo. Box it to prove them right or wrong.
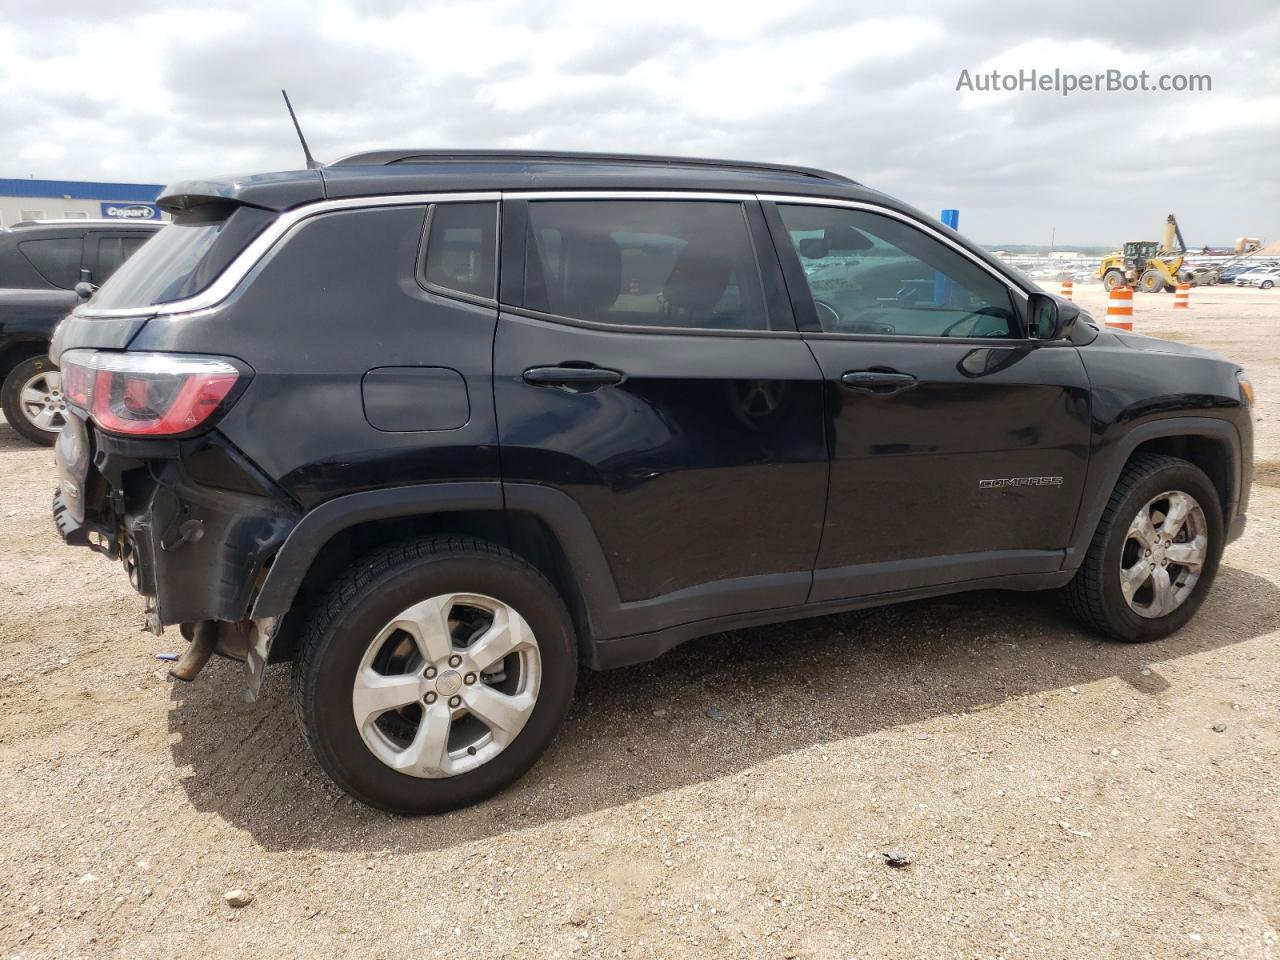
[52,412,299,696]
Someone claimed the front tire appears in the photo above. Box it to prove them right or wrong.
[1063,454,1224,641]
[1138,269,1164,293]
[1,354,64,446]
[294,537,577,814]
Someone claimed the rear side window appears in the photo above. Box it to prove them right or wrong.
[18,237,83,288]
[523,200,769,331]
[420,201,497,300]
[95,235,150,283]
[89,204,275,310]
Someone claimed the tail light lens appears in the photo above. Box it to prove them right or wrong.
[60,350,245,437]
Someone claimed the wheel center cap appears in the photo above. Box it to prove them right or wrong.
[436,670,463,696]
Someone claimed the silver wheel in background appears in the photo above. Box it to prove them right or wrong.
[351,592,541,778]
[18,368,67,434]
[1119,490,1208,619]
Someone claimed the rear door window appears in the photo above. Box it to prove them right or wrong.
[522,200,770,331]
[420,201,497,300]
[94,235,151,283]
[18,237,83,288]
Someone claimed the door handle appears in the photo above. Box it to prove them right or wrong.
[523,365,624,392]
[840,370,918,396]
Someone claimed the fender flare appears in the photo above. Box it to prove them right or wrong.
[248,481,627,638]
[1065,416,1241,566]
[250,481,504,619]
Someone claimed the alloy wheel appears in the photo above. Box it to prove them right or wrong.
[351,592,541,778]
[1119,490,1209,619]
[18,369,67,434]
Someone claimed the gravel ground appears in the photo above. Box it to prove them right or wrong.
[1,285,1278,959]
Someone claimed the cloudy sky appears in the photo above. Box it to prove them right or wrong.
[2,0,1277,245]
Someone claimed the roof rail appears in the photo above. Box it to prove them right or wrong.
[328,149,855,184]
[8,218,166,229]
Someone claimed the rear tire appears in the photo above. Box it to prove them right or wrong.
[1102,270,1126,292]
[294,536,577,814]
[1262,280,1275,290]
[1,353,63,446]
[1063,454,1224,642]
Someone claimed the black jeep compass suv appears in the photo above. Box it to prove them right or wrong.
[50,151,1253,813]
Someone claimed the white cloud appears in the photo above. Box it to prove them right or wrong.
[1,0,1277,244]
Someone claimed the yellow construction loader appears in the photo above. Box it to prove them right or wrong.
[1098,214,1186,292]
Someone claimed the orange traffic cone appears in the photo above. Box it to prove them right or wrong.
[1105,285,1134,331]
[1059,279,1073,300]
[1174,282,1190,309]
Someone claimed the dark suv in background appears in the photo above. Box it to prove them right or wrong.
[1,219,162,444]
[50,152,1252,813]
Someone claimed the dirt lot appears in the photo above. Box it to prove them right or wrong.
[1,285,1277,959]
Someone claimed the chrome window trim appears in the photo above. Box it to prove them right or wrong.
[73,188,1029,322]
[75,191,502,319]
[502,190,756,202]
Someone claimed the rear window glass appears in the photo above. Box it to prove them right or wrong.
[19,237,83,288]
[89,205,274,310]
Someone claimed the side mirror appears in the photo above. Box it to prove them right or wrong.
[74,281,98,301]
[1027,292,1079,340]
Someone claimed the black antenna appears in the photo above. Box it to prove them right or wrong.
[281,89,321,170]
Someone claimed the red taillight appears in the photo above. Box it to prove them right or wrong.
[59,350,244,437]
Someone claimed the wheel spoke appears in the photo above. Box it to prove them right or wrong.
[394,701,453,776]
[465,684,535,742]
[1159,493,1192,539]
[1127,508,1157,548]
[32,406,58,428]
[1148,566,1175,617]
[1121,561,1150,599]
[465,609,530,672]
[390,595,454,663]
[1166,535,1207,567]
[20,386,45,406]
[352,669,421,727]
[45,371,61,391]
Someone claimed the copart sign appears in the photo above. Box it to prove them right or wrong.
[100,202,161,220]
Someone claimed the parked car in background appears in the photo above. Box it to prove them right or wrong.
[0,219,163,444]
[1236,268,1280,289]
[50,151,1253,813]
[1220,260,1280,284]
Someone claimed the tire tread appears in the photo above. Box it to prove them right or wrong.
[292,534,561,803]
[1062,453,1191,637]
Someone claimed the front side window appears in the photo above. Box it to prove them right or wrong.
[777,204,1018,339]
[18,237,83,288]
[421,201,497,300]
[523,200,769,331]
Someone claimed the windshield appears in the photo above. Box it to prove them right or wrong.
[88,203,274,310]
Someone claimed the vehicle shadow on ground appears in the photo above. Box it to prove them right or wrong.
[167,563,1280,853]
[0,421,45,454]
